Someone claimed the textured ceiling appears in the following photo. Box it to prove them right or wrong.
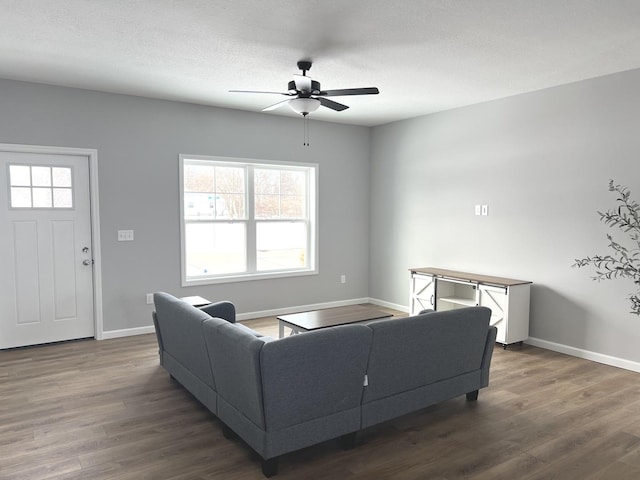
[1,0,640,126]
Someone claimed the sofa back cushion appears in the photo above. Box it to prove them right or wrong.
[362,306,491,403]
[260,324,373,431]
[153,292,215,388]
[202,319,268,429]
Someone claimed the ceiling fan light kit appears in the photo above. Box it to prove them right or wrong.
[288,97,321,116]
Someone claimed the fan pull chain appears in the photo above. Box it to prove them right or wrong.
[303,114,310,146]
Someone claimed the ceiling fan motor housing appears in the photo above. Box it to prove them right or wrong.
[288,79,321,95]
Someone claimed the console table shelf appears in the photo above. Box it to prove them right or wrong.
[409,267,532,348]
[439,296,478,307]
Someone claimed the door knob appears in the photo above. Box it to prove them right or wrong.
[82,259,93,266]
[82,247,89,253]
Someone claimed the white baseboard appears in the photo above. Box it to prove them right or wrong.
[101,325,156,340]
[527,337,640,373]
[368,297,410,313]
[236,297,371,321]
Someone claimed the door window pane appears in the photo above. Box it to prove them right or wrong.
[53,188,73,208]
[52,167,72,187]
[32,166,52,187]
[9,165,31,186]
[10,187,31,207]
[32,188,52,208]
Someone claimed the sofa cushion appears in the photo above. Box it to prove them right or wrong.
[234,323,266,337]
[260,324,372,432]
[153,292,215,388]
[362,307,491,404]
[202,318,269,429]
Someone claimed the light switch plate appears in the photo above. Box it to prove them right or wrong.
[475,205,481,216]
[481,205,488,216]
[118,230,134,241]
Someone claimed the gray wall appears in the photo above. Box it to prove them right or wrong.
[3,67,640,364]
[0,79,371,332]
[370,68,640,362]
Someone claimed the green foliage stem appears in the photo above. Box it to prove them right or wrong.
[573,180,640,315]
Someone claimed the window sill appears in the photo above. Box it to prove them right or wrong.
[182,268,318,286]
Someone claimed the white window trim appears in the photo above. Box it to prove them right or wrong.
[179,154,318,286]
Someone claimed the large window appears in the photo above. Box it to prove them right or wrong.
[180,155,317,284]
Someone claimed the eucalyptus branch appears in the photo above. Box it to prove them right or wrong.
[573,180,640,315]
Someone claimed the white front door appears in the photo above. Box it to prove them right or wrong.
[0,151,95,348]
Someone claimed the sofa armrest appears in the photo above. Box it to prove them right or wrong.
[200,301,236,323]
[481,325,498,387]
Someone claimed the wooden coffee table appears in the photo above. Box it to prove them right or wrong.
[277,304,393,338]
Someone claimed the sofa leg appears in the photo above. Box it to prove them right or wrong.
[261,457,278,477]
[339,432,358,450]
[222,424,234,440]
[466,390,479,401]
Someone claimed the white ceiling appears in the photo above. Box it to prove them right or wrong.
[2,0,640,126]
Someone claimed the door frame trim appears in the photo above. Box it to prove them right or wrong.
[0,143,103,340]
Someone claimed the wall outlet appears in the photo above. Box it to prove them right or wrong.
[146,293,153,305]
[118,229,134,241]
[340,274,346,284]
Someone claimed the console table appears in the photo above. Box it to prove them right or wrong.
[409,267,532,348]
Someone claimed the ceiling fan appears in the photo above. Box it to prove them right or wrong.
[230,60,379,116]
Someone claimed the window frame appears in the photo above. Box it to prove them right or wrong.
[179,154,318,286]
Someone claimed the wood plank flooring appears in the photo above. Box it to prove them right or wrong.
[3,310,640,479]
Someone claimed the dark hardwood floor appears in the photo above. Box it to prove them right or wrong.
[3,311,640,479]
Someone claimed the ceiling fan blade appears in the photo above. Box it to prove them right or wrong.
[320,87,379,97]
[262,99,291,112]
[229,90,290,95]
[293,74,313,92]
[318,97,349,112]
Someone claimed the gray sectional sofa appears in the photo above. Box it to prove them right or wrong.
[152,292,236,414]
[152,292,497,477]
